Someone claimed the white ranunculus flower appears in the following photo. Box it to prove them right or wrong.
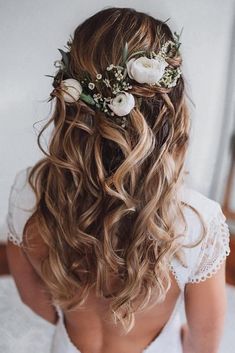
[126,56,168,85]
[108,92,135,116]
[60,78,83,103]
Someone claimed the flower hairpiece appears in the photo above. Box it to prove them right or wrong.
[47,31,182,128]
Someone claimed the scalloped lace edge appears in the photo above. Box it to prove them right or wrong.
[7,231,22,247]
[187,209,231,283]
[169,263,184,290]
[188,247,230,283]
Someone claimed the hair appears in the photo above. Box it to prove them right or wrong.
[23,7,207,333]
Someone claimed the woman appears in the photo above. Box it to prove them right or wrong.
[6,7,230,353]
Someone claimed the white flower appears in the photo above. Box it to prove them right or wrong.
[54,60,65,70]
[126,56,168,84]
[88,82,95,90]
[103,78,111,87]
[106,64,114,71]
[96,73,102,79]
[108,92,135,116]
[60,78,83,103]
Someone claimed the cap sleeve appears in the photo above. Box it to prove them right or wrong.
[5,166,36,247]
[187,203,231,283]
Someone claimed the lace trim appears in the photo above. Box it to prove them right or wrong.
[7,231,22,247]
[169,263,183,290]
[188,207,231,283]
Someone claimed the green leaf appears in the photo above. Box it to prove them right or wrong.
[173,27,184,53]
[123,68,128,79]
[80,92,95,105]
[47,96,53,102]
[122,42,129,63]
[178,27,184,40]
[127,50,146,60]
[58,49,69,68]
[163,17,171,24]
[116,65,125,70]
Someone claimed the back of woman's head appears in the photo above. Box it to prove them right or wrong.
[26,7,192,333]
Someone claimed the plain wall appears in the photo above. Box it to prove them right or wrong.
[0,0,234,236]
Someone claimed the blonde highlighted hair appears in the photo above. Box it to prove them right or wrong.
[24,7,206,333]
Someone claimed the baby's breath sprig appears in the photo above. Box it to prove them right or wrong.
[158,67,182,88]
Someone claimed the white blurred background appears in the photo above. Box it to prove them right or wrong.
[0,1,235,352]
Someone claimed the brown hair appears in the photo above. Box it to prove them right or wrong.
[24,7,206,333]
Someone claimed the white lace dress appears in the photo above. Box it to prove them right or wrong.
[2,166,231,353]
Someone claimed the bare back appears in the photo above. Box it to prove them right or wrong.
[63,272,180,353]
[26,247,181,353]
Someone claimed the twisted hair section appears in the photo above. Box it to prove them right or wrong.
[24,7,206,333]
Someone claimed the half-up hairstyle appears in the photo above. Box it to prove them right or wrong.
[24,7,206,333]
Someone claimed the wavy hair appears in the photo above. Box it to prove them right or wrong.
[24,7,207,333]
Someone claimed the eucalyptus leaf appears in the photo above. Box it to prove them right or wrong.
[58,49,69,68]
[137,97,143,109]
[127,50,146,60]
[80,92,95,105]
[163,17,171,24]
[178,27,184,40]
[172,28,183,54]
[123,68,128,79]
[122,42,129,63]
[116,65,125,70]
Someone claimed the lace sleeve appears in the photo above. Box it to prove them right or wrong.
[6,167,36,247]
[6,181,22,246]
[188,203,231,283]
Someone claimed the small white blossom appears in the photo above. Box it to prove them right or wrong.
[54,60,65,70]
[103,78,111,87]
[93,93,102,102]
[104,96,112,102]
[115,72,124,81]
[88,82,95,90]
[93,93,101,99]
[106,64,114,71]
[96,73,102,79]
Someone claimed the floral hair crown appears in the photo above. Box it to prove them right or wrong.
[48,30,182,128]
